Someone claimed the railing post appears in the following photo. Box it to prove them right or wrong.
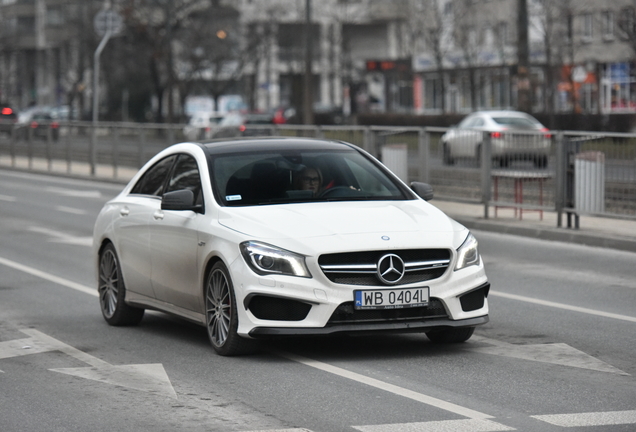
[65,124,72,174]
[481,131,492,219]
[363,126,374,156]
[9,124,16,168]
[418,127,430,183]
[46,126,52,171]
[138,127,146,168]
[90,123,97,176]
[113,126,120,179]
[555,131,565,228]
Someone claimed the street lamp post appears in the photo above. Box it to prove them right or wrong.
[90,8,123,175]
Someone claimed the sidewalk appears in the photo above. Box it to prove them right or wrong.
[433,200,636,253]
[2,156,635,253]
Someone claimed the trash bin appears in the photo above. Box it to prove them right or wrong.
[382,143,408,183]
[574,151,605,214]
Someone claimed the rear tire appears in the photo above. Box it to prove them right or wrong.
[425,326,475,343]
[98,243,145,326]
[205,261,257,356]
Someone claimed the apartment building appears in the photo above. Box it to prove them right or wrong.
[0,0,102,113]
[1,0,634,120]
[238,0,412,115]
[410,0,635,115]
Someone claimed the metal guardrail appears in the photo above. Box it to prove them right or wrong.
[0,121,634,223]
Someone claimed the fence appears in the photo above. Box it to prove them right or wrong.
[0,120,634,224]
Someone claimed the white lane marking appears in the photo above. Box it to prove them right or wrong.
[490,290,636,323]
[276,351,492,420]
[0,329,176,399]
[532,410,636,427]
[352,419,514,432]
[55,206,87,215]
[46,186,102,198]
[27,226,93,246]
[468,336,628,376]
[0,194,16,202]
[0,256,97,297]
[244,430,314,432]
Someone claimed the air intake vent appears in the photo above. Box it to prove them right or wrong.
[248,295,312,321]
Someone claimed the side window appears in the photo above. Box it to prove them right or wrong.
[166,154,204,208]
[473,118,485,127]
[130,155,176,196]
[460,118,476,128]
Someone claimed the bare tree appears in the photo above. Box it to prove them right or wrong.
[453,0,484,110]
[617,1,636,55]
[405,0,453,113]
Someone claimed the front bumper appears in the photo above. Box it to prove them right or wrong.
[249,314,489,337]
[230,246,490,338]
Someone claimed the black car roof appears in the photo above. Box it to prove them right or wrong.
[200,137,356,155]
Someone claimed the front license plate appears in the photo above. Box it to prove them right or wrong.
[354,287,429,310]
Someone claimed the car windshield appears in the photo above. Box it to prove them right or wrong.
[211,148,409,206]
[492,116,539,129]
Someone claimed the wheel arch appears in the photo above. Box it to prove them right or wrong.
[202,254,226,296]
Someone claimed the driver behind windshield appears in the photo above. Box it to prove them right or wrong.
[295,166,323,196]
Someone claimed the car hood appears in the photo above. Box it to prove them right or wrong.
[218,200,468,252]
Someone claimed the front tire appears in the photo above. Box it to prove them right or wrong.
[98,243,144,326]
[425,326,475,343]
[205,261,256,356]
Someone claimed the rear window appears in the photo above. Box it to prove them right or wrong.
[492,117,538,128]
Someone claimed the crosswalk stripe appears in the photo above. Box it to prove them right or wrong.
[532,410,636,427]
[352,419,514,432]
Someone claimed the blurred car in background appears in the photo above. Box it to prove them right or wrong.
[16,108,60,141]
[183,111,226,141]
[440,110,551,168]
[28,110,60,141]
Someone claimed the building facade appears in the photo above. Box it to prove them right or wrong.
[1,0,635,120]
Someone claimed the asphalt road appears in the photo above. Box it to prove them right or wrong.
[1,169,635,432]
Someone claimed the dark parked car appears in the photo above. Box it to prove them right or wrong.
[26,111,60,141]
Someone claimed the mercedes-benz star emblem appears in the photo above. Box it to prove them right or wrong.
[377,254,405,285]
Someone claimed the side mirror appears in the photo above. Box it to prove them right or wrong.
[161,189,201,212]
[410,182,434,201]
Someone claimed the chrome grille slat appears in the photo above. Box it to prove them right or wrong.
[318,249,451,286]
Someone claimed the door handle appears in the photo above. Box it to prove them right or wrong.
[119,207,130,217]
[153,210,164,220]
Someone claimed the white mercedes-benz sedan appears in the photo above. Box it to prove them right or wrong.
[93,137,490,355]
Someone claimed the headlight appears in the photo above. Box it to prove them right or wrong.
[455,232,480,271]
[240,241,311,278]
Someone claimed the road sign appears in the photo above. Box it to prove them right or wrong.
[93,9,124,37]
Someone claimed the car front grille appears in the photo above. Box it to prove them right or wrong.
[318,249,451,286]
[327,298,448,325]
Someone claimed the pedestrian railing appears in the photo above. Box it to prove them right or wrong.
[0,121,634,223]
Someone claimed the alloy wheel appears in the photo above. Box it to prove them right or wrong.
[99,249,119,319]
[206,268,232,347]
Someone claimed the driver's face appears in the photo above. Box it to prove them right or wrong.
[300,169,321,194]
